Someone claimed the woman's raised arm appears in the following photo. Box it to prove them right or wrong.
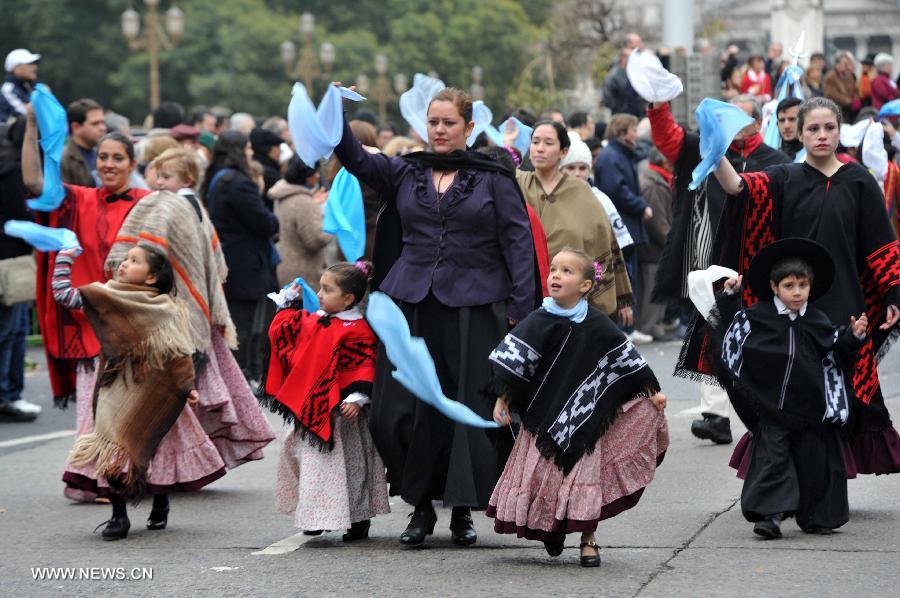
[713,156,743,196]
[21,104,44,196]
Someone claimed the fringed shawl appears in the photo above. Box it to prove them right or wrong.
[487,307,659,474]
[258,307,377,450]
[67,281,195,497]
[105,190,236,352]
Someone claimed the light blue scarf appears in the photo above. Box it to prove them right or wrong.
[398,73,493,147]
[28,83,68,212]
[689,98,754,191]
[541,296,588,323]
[486,117,533,156]
[323,167,365,262]
[287,82,365,167]
[3,220,80,252]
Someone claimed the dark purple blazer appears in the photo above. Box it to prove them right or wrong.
[333,123,535,321]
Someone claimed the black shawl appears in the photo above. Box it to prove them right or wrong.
[486,307,660,474]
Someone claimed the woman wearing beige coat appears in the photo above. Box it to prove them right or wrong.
[269,158,332,289]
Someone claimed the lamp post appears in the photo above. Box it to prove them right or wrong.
[370,53,399,124]
[121,0,184,110]
[281,12,335,91]
[471,65,484,101]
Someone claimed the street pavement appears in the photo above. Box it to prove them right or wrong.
[2,342,899,597]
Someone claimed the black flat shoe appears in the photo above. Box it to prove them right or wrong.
[96,516,130,541]
[147,507,169,530]
[753,519,782,539]
[303,530,324,536]
[399,505,437,546]
[580,541,601,567]
[804,527,833,535]
[543,536,565,557]
[343,519,370,542]
[449,508,477,546]
[691,414,733,445]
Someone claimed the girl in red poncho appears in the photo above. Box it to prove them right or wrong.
[259,261,389,541]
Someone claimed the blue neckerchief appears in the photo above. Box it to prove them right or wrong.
[541,296,588,323]
[28,83,68,211]
[689,98,754,191]
[323,167,365,262]
[288,83,365,167]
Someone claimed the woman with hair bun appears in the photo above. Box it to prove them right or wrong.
[333,84,540,547]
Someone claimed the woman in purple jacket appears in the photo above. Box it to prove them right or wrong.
[333,88,537,547]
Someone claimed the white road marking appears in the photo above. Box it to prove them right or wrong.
[0,429,75,449]
[253,532,314,555]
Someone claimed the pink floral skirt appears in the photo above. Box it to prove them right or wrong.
[193,328,275,468]
[486,398,668,541]
[63,367,227,495]
[275,411,390,531]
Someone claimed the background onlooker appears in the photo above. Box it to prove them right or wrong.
[603,40,646,118]
[636,148,674,341]
[871,53,900,111]
[60,98,107,187]
[0,116,40,422]
[824,51,860,122]
[739,55,772,102]
[0,49,39,123]
[250,128,284,196]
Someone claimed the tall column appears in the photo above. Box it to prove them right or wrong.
[771,0,824,65]
[855,36,869,61]
[663,0,694,54]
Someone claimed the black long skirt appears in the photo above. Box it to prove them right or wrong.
[369,292,510,508]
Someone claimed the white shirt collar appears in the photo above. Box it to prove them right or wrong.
[773,296,807,320]
[316,307,363,321]
[176,187,196,197]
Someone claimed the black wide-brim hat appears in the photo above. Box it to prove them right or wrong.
[746,238,835,302]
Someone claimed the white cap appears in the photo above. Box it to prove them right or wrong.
[874,53,894,68]
[559,131,593,168]
[5,49,41,72]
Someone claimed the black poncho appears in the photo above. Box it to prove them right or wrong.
[487,307,660,474]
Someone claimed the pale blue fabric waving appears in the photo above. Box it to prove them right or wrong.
[689,98,754,191]
[288,83,365,167]
[541,297,588,323]
[366,292,500,429]
[28,84,68,211]
[764,65,805,150]
[3,220,80,252]
[399,73,446,142]
[485,117,533,156]
[467,101,493,146]
[323,167,365,262]
[878,98,900,118]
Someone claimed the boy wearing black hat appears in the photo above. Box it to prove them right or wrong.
[711,238,868,539]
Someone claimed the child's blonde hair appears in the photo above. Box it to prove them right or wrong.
[150,148,200,190]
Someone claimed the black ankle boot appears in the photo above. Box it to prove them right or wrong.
[399,502,437,546]
[343,519,371,542]
[690,413,733,444]
[97,496,130,540]
[449,506,477,546]
[147,494,169,530]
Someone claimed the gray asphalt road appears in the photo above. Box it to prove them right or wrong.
[1,341,898,597]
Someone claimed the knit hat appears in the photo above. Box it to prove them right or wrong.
[249,128,284,155]
[874,53,894,69]
[559,132,592,168]
[198,131,216,152]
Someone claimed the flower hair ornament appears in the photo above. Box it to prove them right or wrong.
[355,260,371,277]
[592,260,603,282]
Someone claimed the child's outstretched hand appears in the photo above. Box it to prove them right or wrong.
[493,396,511,426]
[340,402,360,420]
[648,392,667,412]
[850,313,868,339]
[58,246,82,260]
[723,275,743,293]
[188,390,199,406]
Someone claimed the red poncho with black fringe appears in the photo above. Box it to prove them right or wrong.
[259,306,378,450]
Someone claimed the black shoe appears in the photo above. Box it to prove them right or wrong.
[579,541,601,567]
[303,530,324,536]
[691,414,733,444]
[399,504,437,546]
[147,507,169,530]
[343,519,370,542]
[0,401,39,422]
[753,518,782,539]
[543,536,565,557]
[96,516,130,541]
[449,507,477,546]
